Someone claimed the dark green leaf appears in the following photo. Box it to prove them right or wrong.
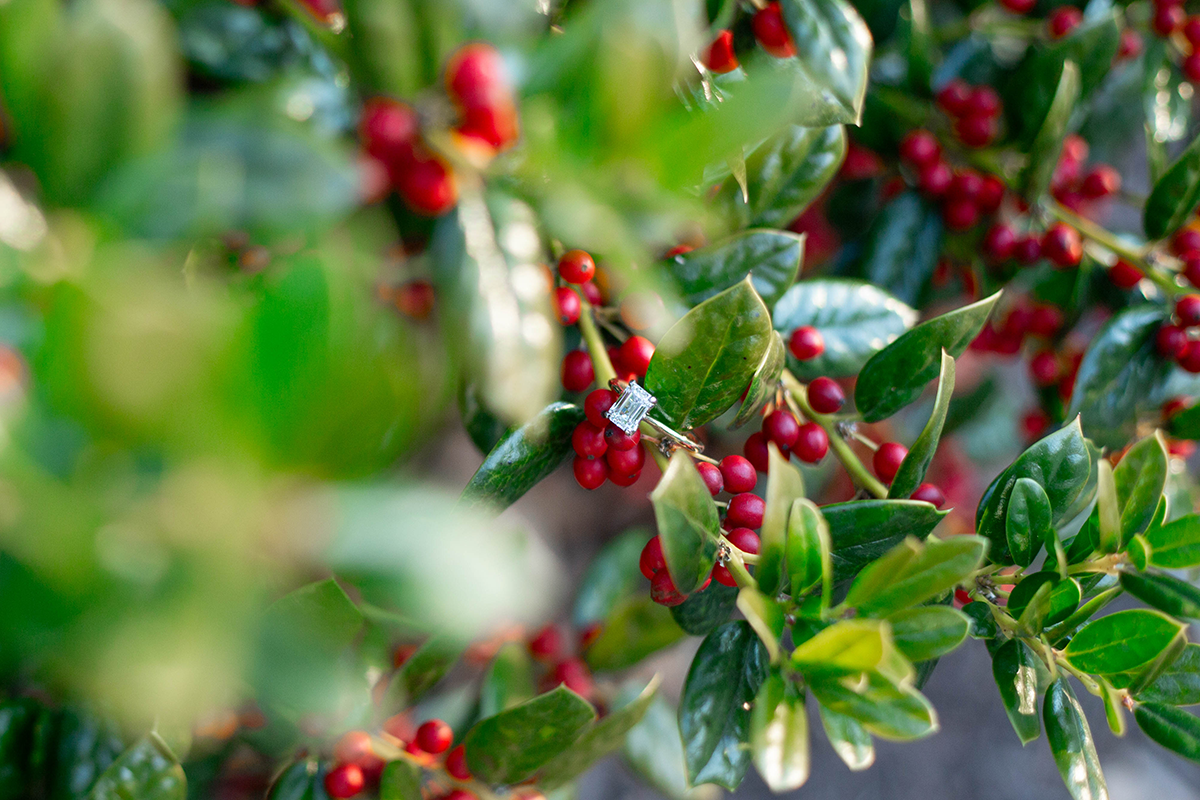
[462,403,586,509]
[0,699,40,797]
[585,596,686,671]
[679,622,770,789]
[1044,678,1108,800]
[87,735,185,800]
[786,498,832,601]
[992,639,1046,745]
[1007,573,1081,631]
[772,279,917,381]
[1137,643,1200,706]
[844,535,987,617]
[267,760,328,800]
[1113,433,1168,544]
[889,350,954,499]
[379,760,421,800]
[888,606,970,662]
[1021,61,1081,200]
[855,192,943,308]
[670,582,739,637]
[732,331,785,429]
[645,278,774,430]
[750,672,810,791]
[460,380,511,455]
[573,528,648,626]
[389,636,463,708]
[1120,571,1200,620]
[1135,702,1200,763]
[652,453,720,594]
[479,643,536,719]
[809,673,938,741]
[1167,402,1200,440]
[1006,478,1053,568]
[962,601,999,639]
[1064,609,1188,675]
[721,124,846,229]
[855,292,1001,422]
[757,445,806,596]
[816,705,874,771]
[464,686,596,785]
[1147,514,1200,568]
[1145,130,1200,241]
[737,588,786,663]
[823,500,947,581]
[778,0,873,124]
[662,230,803,310]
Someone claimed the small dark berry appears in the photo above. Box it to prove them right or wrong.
[1177,294,1200,326]
[763,409,801,449]
[942,197,980,231]
[325,764,365,799]
[873,442,908,483]
[726,493,766,529]
[580,280,603,305]
[1029,305,1063,337]
[561,351,594,392]
[1041,223,1082,268]
[936,80,972,116]
[1014,235,1043,265]
[446,745,472,780]
[900,130,942,168]
[1153,3,1185,36]
[917,160,953,197]
[807,376,845,414]
[555,287,581,325]
[788,326,825,360]
[1081,165,1120,199]
[1000,0,1036,14]
[910,483,946,508]
[618,336,655,378]
[983,224,1017,262]
[1180,341,1200,373]
[558,250,596,284]
[572,421,607,458]
[1118,28,1143,59]
[1173,229,1200,255]
[1157,324,1189,359]
[720,455,758,493]
[705,30,739,73]
[583,389,616,428]
[604,424,640,451]
[1108,260,1143,289]
[1184,53,1200,84]
[752,1,797,57]
[954,114,997,148]
[1184,252,1200,288]
[793,422,829,463]
[948,170,984,203]
[965,86,1001,119]
[1022,409,1050,440]
[528,624,565,660]
[1048,6,1083,38]
[977,175,1005,214]
[573,456,608,489]
[650,569,686,606]
[744,432,771,472]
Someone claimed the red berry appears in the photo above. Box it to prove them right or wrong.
[650,569,685,606]
[528,624,565,661]
[446,745,471,781]
[1108,260,1143,289]
[445,43,508,108]
[955,587,973,605]
[561,351,594,392]
[1158,324,1189,359]
[713,527,761,586]
[942,197,980,231]
[606,442,645,475]
[395,152,458,216]
[807,377,845,414]
[840,141,885,180]
[1029,305,1063,337]
[580,280,602,306]
[573,455,608,489]
[618,336,655,378]
[583,389,616,428]
[1184,252,1200,288]
[1000,0,1036,14]
[910,483,946,507]
[752,2,797,58]
[705,30,739,73]
[763,409,801,449]
[983,224,1017,262]
[977,175,1005,214]
[899,129,941,168]
[456,103,519,152]
[394,280,435,320]
[719,455,757,494]
[948,170,984,203]
[1185,53,1200,84]
[1014,235,1043,265]
[558,250,596,284]
[334,731,374,766]
[873,442,908,483]
[1030,351,1061,386]
[726,493,766,529]
[1164,397,1191,419]
[1118,28,1143,59]
[555,286,581,325]
[744,432,771,472]
[1041,223,1082,268]
[935,79,972,116]
[1081,165,1120,199]
[1184,15,1200,45]
[548,658,594,698]
[1022,409,1050,440]
[1173,229,1200,255]
[788,326,825,360]
[609,468,641,487]
[697,461,724,496]
[954,114,998,148]
[1180,340,1200,373]
[416,720,453,755]
[360,99,419,162]
[793,422,829,463]
[917,160,954,197]
[965,86,1001,119]
[1154,3,1185,36]
[1048,6,1083,38]
[604,424,640,451]
[639,536,665,579]
[325,764,365,799]
[1177,294,1200,326]
[444,791,477,800]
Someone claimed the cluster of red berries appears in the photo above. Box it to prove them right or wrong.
[571,387,648,489]
[702,1,801,73]
[934,80,1002,149]
[639,526,762,607]
[527,623,597,699]
[982,220,1082,268]
[1051,135,1121,213]
[898,130,1004,232]
[1170,229,1200,290]
[325,719,469,799]
[1156,294,1200,373]
[358,43,518,216]
[1149,0,1200,80]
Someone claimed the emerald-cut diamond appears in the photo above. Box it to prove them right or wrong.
[606,381,657,434]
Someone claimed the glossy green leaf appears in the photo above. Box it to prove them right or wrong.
[464,686,596,785]
[1065,609,1188,675]
[1006,477,1053,568]
[87,735,185,800]
[1146,514,1200,568]
[388,636,463,708]
[1097,459,1121,554]
[479,643,536,719]
[962,601,1000,639]
[757,445,806,595]
[1044,678,1108,800]
[679,621,770,789]
[462,402,586,509]
[792,619,913,685]
[1045,587,1122,645]
[778,0,873,125]
[1129,534,1153,572]
[652,452,720,595]
[585,596,686,672]
[817,705,874,771]
[822,499,947,581]
[645,278,774,431]
[1008,573,1081,631]
[379,760,421,800]
[671,582,739,637]
[786,498,832,602]
[844,535,987,617]
[809,673,938,741]
[663,230,803,310]
[539,678,660,790]
[856,292,1001,422]
[750,672,810,791]
[1137,643,1200,706]
[1099,678,1127,737]
[721,124,846,229]
[1120,571,1200,620]
[737,588,785,663]
[976,418,1093,563]
[1114,433,1168,544]
[1021,60,1081,200]
[888,606,970,663]
[573,528,648,626]
[889,350,954,499]
[992,639,1046,745]
[732,331,785,429]
[855,192,943,308]
[267,760,328,800]
[1146,129,1200,240]
[772,279,917,381]
[1134,702,1200,763]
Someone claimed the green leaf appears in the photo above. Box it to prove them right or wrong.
[585,596,686,672]
[463,686,597,785]
[962,601,1000,639]
[1007,573,1082,631]
[816,705,874,771]
[670,583,740,637]
[843,535,987,617]
[1113,433,1168,544]
[757,445,806,595]
[750,673,810,791]
[652,453,720,594]
[721,124,846,229]
[976,418,1094,563]
[992,639,1046,745]
[1134,703,1200,763]
[644,277,774,430]
[539,678,660,790]
[855,192,944,308]
[772,279,917,381]
[379,760,422,800]
[778,0,873,124]
[786,498,832,602]
[462,403,586,509]
[889,350,954,499]
[823,499,948,581]
[267,760,328,800]
[1167,402,1200,440]
[855,292,1001,422]
[1021,60,1081,200]
[573,528,647,626]
[809,673,938,741]
[1137,643,1200,706]
[1045,587,1122,645]
[389,636,462,708]
[737,588,786,664]
[1006,478,1053,568]
[1064,609,1188,675]
[1120,571,1200,620]
[679,621,770,789]
[622,694,703,800]
[87,735,185,800]
[1146,130,1200,241]
[791,619,913,685]
[1096,459,1121,554]
[663,230,803,310]
[732,331,785,429]
[888,606,970,663]
[1044,678,1108,800]
[1100,678,1127,737]
[0,699,41,797]
[1146,514,1200,568]
[479,643,536,719]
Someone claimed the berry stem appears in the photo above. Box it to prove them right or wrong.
[1045,201,1185,295]
[781,370,888,499]
[724,551,756,588]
